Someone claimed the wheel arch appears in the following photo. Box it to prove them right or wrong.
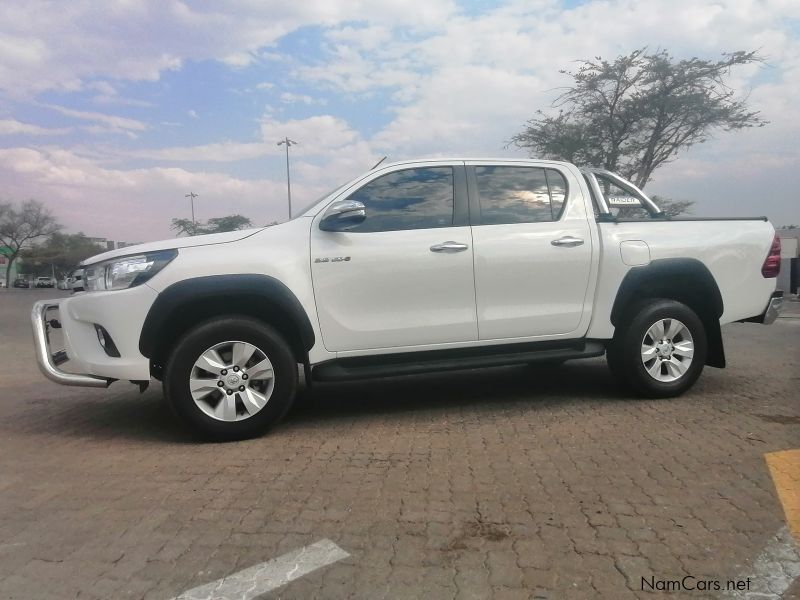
[140,274,315,378]
[610,258,726,368]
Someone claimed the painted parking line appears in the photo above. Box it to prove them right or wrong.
[765,449,800,541]
[729,451,800,598]
[172,539,349,600]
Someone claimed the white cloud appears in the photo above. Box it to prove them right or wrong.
[125,114,367,164]
[87,81,154,107]
[260,115,361,154]
[280,92,323,105]
[43,104,149,137]
[0,146,320,239]
[130,141,269,162]
[0,119,71,136]
[0,0,457,97]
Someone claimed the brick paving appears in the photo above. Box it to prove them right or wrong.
[0,290,798,599]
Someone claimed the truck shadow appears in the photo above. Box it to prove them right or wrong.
[285,359,623,427]
[8,358,651,443]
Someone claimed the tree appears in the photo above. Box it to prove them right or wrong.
[510,48,767,215]
[0,200,60,287]
[206,215,253,233]
[22,233,105,279]
[650,196,694,219]
[170,214,254,236]
[170,218,203,237]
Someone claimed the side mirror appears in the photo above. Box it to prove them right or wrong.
[319,200,366,232]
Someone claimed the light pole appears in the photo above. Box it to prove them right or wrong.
[185,191,199,226]
[277,137,298,219]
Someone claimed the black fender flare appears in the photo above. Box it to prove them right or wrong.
[611,258,723,325]
[610,258,726,368]
[139,274,315,359]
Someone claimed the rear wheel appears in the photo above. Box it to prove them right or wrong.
[607,299,707,398]
[163,317,297,440]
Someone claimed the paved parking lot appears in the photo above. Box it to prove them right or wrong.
[1,290,798,599]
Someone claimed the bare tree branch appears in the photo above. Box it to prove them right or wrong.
[0,200,60,287]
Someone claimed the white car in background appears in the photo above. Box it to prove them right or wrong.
[31,158,783,440]
[34,276,55,288]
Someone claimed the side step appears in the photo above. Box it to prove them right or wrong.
[312,340,606,382]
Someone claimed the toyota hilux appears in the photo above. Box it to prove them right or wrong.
[31,159,783,439]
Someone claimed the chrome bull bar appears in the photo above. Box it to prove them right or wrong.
[31,300,110,387]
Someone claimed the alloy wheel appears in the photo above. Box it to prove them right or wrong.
[189,340,275,422]
[640,318,695,383]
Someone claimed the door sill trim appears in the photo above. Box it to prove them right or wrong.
[312,339,605,382]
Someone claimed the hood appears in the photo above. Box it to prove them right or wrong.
[81,228,264,265]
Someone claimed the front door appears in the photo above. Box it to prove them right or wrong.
[311,164,478,352]
[468,163,593,340]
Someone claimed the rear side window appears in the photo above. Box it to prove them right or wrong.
[475,166,568,225]
[345,167,454,233]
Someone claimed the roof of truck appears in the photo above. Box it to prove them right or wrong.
[378,157,571,169]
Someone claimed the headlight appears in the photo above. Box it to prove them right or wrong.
[84,249,177,292]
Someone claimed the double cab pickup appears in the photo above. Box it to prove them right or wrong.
[31,159,783,439]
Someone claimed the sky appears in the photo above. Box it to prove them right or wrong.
[0,0,799,242]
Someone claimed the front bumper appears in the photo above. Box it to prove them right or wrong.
[31,300,110,387]
[30,285,157,387]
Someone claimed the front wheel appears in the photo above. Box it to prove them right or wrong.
[163,317,298,440]
[607,299,707,398]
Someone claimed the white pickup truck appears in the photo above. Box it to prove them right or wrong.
[32,159,783,439]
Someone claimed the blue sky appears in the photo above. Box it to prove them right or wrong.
[1,0,799,241]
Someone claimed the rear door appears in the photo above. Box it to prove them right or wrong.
[467,162,593,340]
[310,163,478,352]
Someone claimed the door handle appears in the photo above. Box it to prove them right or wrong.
[551,236,584,247]
[430,241,469,252]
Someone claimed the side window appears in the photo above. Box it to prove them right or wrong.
[475,166,568,225]
[345,167,454,233]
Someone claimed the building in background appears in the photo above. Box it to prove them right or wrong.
[84,237,142,251]
[777,229,799,298]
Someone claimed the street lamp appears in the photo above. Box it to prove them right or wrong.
[277,137,298,219]
[185,191,199,226]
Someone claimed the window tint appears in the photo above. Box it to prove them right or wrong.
[345,167,454,233]
[475,166,568,225]
[546,169,567,219]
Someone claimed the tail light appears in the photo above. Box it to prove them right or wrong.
[761,234,781,278]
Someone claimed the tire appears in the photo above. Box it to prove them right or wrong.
[606,299,707,398]
[163,316,298,440]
